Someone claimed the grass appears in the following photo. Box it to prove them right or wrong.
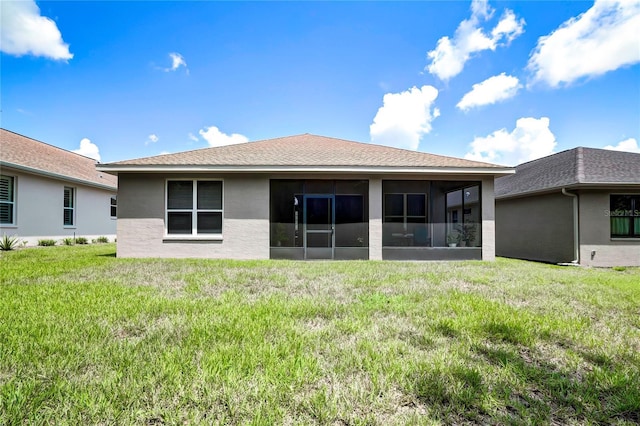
[1,245,639,425]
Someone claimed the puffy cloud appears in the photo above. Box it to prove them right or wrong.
[73,138,101,162]
[145,134,158,145]
[199,126,248,147]
[528,0,640,87]
[465,117,556,166]
[0,0,73,60]
[603,138,640,153]
[457,73,521,111]
[369,85,440,151]
[426,0,524,81]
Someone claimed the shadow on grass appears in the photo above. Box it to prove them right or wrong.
[97,252,116,258]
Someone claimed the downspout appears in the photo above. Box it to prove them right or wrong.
[561,188,579,264]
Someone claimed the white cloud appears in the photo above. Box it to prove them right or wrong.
[73,138,101,162]
[0,0,73,60]
[163,52,188,73]
[457,73,521,111]
[199,126,248,147]
[528,0,640,87]
[145,134,159,145]
[188,132,199,142]
[603,138,640,153]
[426,0,525,81]
[369,85,440,151]
[465,117,556,166]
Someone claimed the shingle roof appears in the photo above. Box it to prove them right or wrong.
[495,147,640,198]
[100,133,510,173]
[0,128,117,190]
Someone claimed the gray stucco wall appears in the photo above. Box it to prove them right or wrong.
[578,190,640,267]
[496,192,574,263]
[116,173,270,259]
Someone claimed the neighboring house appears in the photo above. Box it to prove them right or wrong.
[495,147,640,267]
[0,129,118,245]
[97,134,513,260]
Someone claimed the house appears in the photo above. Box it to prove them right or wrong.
[0,129,118,245]
[97,134,513,260]
[495,147,640,267]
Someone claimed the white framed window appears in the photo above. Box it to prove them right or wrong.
[0,174,16,225]
[110,196,117,218]
[63,186,75,226]
[166,180,223,236]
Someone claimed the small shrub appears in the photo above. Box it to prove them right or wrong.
[0,235,21,251]
[95,236,109,243]
[75,237,89,245]
[62,238,75,246]
[38,239,56,247]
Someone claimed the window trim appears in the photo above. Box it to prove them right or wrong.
[164,179,224,240]
[0,174,16,226]
[609,193,640,239]
[63,186,76,228]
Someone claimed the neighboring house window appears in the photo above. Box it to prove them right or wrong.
[110,197,117,218]
[166,180,223,235]
[64,187,75,226]
[610,194,640,238]
[0,175,16,225]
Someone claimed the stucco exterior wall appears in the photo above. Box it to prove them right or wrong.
[116,173,270,259]
[368,178,383,260]
[0,167,116,245]
[481,177,496,261]
[578,190,640,267]
[496,192,574,263]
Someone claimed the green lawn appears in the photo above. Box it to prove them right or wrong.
[1,244,639,425]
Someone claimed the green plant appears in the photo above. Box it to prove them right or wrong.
[0,235,20,251]
[75,237,89,245]
[446,229,461,245]
[37,239,56,247]
[461,222,477,246]
[62,238,75,246]
[95,236,109,243]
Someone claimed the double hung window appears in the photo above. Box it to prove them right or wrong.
[166,180,223,235]
[0,175,15,225]
[63,187,75,226]
[610,195,640,238]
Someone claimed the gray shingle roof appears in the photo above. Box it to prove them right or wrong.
[0,128,117,189]
[100,133,510,172]
[495,147,640,198]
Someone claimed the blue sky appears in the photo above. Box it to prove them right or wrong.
[2,0,639,165]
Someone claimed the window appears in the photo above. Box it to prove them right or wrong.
[110,197,117,218]
[166,180,222,235]
[610,194,640,238]
[0,175,15,225]
[63,187,75,226]
[383,181,430,247]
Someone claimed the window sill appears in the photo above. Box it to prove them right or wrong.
[163,234,223,242]
[64,226,76,229]
[0,225,17,228]
[610,238,640,241]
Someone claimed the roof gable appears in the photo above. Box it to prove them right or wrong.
[495,147,640,198]
[0,129,117,189]
[100,134,510,172]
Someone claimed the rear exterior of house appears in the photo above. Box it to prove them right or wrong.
[495,147,640,267]
[98,134,513,261]
[0,129,118,245]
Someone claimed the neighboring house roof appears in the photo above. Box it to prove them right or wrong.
[98,133,513,175]
[0,128,117,190]
[495,147,640,199]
